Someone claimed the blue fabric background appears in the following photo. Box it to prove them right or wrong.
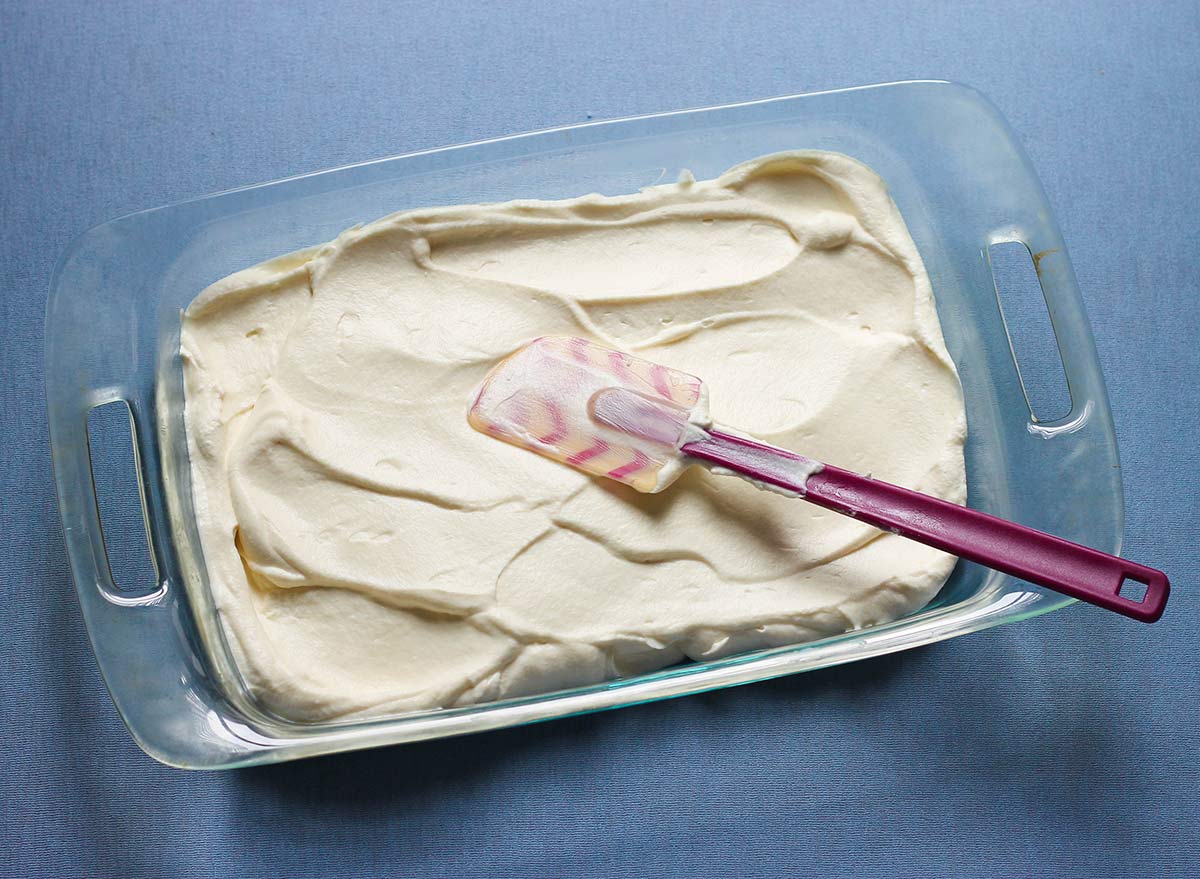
[2,2,1197,876]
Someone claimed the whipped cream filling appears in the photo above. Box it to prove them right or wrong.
[181,151,967,721]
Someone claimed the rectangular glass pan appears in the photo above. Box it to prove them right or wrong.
[46,81,1123,769]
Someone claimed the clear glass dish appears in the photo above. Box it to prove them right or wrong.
[46,81,1122,769]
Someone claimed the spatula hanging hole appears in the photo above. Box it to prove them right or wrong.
[1118,576,1149,604]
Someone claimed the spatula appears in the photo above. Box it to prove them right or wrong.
[468,336,1169,622]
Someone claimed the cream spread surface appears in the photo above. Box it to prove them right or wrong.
[181,152,967,721]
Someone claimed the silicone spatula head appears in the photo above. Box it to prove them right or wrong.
[468,336,708,492]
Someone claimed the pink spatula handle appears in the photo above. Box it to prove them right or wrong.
[682,430,1169,623]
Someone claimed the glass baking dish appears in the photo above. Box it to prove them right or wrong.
[46,80,1123,769]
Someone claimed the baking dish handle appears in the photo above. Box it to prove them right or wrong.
[1005,232,1105,436]
[80,397,167,604]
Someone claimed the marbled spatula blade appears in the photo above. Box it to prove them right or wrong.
[468,336,707,492]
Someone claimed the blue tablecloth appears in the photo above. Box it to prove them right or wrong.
[3,2,1197,876]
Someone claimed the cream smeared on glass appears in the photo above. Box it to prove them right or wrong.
[181,152,967,720]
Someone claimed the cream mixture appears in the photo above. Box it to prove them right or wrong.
[181,152,967,720]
